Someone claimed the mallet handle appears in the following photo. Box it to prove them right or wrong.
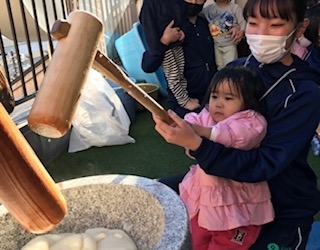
[93,51,173,124]
[49,20,173,124]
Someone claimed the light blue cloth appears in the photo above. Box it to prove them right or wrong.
[306,222,320,250]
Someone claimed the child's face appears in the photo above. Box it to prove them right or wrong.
[208,81,245,122]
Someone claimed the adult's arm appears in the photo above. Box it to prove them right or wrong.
[141,19,184,73]
[154,83,320,182]
[139,0,166,55]
[191,84,320,182]
[141,51,164,73]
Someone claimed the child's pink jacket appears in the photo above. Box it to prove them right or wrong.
[179,108,274,231]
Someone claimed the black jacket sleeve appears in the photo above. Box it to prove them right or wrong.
[141,51,165,73]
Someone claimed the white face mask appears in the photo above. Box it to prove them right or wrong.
[246,29,296,64]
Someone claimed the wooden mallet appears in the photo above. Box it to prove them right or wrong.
[28,10,172,139]
[0,9,173,235]
[0,92,67,233]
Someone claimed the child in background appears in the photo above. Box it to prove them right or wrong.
[179,65,274,249]
[291,3,320,156]
[291,34,312,59]
[202,0,246,70]
[303,3,320,74]
[139,0,201,113]
[291,3,320,68]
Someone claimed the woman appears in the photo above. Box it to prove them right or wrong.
[153,0,320,248]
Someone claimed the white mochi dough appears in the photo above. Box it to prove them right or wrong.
[21,228,137,250]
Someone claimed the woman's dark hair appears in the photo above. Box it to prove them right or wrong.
[243,0,307,24]
[304,4,320,47]
[203,65,266,115]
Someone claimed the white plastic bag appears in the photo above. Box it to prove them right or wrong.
[68,69,135,153]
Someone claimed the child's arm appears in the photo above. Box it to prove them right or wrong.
[189,123,211,139]
[161,22,199,110]
[232,4,246,44]
[184,109,214,139]
[185,110,267,150]
[234,4,246,32]
[211,111,267,150]
[184,109,213,158]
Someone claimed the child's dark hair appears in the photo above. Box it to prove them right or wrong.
[304,4,320,47]
[243,0,307,24]
[203,65,266,115]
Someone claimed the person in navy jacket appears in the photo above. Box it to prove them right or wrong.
[152,0,320,249]
[141,0,217,118]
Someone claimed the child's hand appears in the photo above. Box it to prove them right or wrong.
[231,28,244,45]
[183,98,200,111]
[160,20,185,45]
[185,147,196,159]
[189,123,211,139]
[153,110,202,151]
[228,25,239,37]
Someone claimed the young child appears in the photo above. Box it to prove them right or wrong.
[153,0,320,249]
[202,0,246,70]
[139,0,200,113]
[291,34,312,59]
[179,65,274,249]
[291,4,320,64]
[303,3,320,74]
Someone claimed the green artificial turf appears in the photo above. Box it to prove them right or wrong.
[46,110,195,183]
[46,109,320,221]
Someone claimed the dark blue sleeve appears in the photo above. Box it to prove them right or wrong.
[306,45,320,76]
[139,0,167,56]
[141,51,164,73]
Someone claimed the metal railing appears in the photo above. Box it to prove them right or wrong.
[0,0,138,105]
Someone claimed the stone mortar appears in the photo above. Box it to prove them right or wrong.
[0,174,191,250]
